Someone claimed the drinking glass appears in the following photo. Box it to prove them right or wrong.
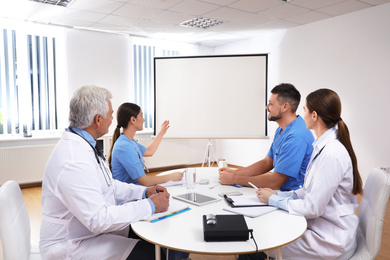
[185,168,197,189]
[218,158,228,169]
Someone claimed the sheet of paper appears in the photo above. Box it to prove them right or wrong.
[157,169,186,187]
[159,179,186,187]
[223,206,277,218]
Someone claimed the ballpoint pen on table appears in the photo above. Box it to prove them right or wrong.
[209,182,220,189]
[248,182,259,190]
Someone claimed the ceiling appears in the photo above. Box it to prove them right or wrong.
[1,0,389,47]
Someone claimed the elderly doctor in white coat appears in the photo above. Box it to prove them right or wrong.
[40,85,170,260]
[252,89,363,260]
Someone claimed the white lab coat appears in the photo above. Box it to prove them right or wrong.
[268,128,359,260]
[40,131,153,260]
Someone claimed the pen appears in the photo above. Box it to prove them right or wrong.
[209,182,220,189]
[248,182,259,190]
[223,195,234,204]
[158,212,174,220]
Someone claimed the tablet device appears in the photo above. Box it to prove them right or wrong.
[173,192,221,206]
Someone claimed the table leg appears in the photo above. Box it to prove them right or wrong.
[275,247,282,260]
[155,244,161,260]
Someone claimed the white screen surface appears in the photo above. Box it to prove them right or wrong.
[154,54,267,139]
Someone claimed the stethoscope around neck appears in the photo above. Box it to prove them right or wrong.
[303,145,326,190]
[68,127,113,187]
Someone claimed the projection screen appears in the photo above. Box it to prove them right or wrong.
[154,54,268,139]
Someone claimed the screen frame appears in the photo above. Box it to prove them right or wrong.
[153,53,268,139]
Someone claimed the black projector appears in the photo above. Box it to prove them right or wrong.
[203,214,249,242]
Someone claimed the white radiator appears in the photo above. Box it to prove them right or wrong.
[0,144,55,185]
[0,138,193,185]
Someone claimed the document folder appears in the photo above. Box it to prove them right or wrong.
[203,214,249,242]
[224,194,267,207]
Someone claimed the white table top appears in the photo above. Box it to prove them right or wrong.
[131,167,307,255]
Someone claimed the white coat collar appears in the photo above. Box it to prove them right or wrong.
[312,126,337,153]
[304,127,337,190]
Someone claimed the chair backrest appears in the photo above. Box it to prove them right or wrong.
[349,168,390,260]
[0,180,32,260]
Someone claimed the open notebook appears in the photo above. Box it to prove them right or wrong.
[142,199,190,223]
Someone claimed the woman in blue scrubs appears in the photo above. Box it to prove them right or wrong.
[108,102,190,260]
[108,103,183,186]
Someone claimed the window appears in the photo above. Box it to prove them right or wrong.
[0,23,63,137]
[132,39,183,131]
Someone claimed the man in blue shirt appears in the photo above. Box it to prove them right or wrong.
[219,83,314,191]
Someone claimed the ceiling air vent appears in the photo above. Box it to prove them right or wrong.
[30,0,74,7]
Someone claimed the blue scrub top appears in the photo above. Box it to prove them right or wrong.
[267,115,314,191]
[111,134,146,184]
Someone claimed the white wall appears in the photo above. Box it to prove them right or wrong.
[66,29,134,134]
[214,3,390,183]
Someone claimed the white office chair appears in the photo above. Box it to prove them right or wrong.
[349,168,390,260]
[0,180,41,260]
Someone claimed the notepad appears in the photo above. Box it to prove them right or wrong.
[224,194,267,207]
[223,206,277,218]
[159,179,186,187]
[142,200,190,223]
[157,169,186,187]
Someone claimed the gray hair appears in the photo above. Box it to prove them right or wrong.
[69,85,113,129]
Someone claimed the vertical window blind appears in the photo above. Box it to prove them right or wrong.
[0,28,58,137]
[133,43,180,131]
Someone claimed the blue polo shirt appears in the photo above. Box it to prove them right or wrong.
[111,134,147,184]
[267,115,314,191]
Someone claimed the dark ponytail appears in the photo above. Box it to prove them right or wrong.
[306,89,362,195]
[108,103,141,167]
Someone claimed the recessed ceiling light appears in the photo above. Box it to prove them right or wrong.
[29,0,74,7]
[180,17,224,29]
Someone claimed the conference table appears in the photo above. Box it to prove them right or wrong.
[131,167,307,260]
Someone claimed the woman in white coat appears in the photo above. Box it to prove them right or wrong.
[250,89,363,260]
